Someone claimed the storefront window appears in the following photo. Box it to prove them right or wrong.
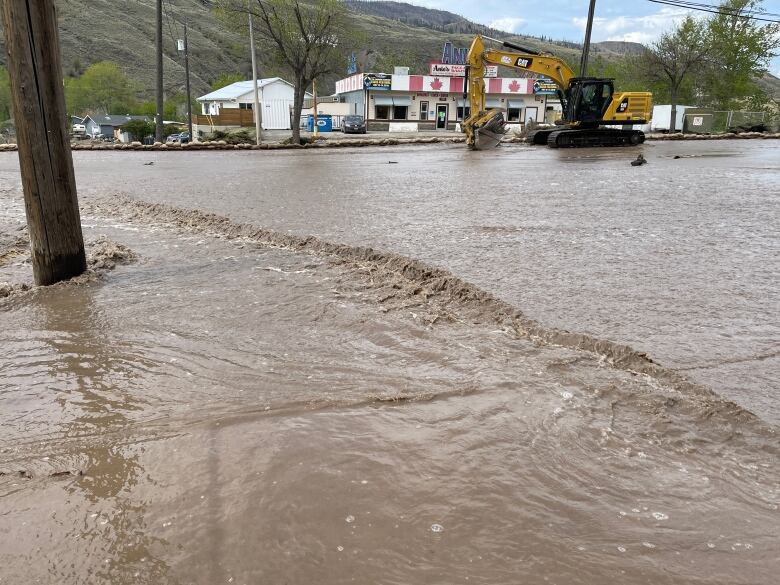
[393,106,408,120]
[456,106,471,121]
[507,107,521,122]
[375,105,390,119]
[420,101,429,121]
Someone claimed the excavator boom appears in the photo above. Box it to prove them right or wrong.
[462,34,652,149]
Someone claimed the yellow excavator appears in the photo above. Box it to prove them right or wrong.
[463,34,653,149]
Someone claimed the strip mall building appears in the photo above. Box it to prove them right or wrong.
[335,68,555,131]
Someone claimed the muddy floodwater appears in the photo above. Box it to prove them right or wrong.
[0,140,778,584]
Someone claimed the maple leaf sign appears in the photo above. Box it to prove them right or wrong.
[430,77,443,90]
[508,79,521,92]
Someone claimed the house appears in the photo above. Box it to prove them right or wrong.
[195,77,311,131]
[82,114,151,142]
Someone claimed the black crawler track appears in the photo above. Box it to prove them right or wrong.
[528,127,645,148]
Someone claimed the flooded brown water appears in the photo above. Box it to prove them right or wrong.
[1,141,778,584]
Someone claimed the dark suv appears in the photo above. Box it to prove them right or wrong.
[342,115,366,134]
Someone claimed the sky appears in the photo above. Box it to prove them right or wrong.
[405,0,780,77]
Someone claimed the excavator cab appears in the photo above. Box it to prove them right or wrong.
[564,78,614,127]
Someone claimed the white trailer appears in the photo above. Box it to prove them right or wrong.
[651,104,695,132]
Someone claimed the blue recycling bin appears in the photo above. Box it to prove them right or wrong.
[307,114,332,132]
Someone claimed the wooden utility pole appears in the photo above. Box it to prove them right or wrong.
[248,5,262,144]
[181,23,193,140]
[579,0,597,77]
[1,0,86,286]
[155,0,164,142]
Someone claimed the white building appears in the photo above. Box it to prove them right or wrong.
[335,72,551,132]
[196,77,309,131]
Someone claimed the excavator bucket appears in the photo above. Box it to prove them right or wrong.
[471,110,507,150]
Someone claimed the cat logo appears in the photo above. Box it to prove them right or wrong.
[515,57,533,68]
[617,98,630,113]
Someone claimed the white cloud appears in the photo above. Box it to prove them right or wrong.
[489,17,527,33]
[572,7,691,45]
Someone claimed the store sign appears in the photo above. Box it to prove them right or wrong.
[347,52,358,75]
[430,62,466,76]
[428,63,498,77]
[533,79,557,95]
[364,73,391,90]
[441,41,468,65]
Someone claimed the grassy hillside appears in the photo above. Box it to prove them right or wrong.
[0,0,776,102]
[0,0,623,100]
[0,0,250,98]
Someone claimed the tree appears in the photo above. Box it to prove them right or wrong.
[132,98,179,120]
[121,119,155,143]
[217,0,355,143]
[0,66,11,122]
[639,16,712,131]
[211,72,246,91]
[65,61,137,115]
[700,0,780,110]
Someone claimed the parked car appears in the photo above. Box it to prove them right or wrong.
[166,134,181,143]
[178,132,191,144]
[71,123,86,135]
[342,115,366,134]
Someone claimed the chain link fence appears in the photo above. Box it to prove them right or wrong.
[711,110,768,132]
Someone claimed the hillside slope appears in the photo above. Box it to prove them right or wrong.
[0,0,776,102]
[0,0,619,99]
[0,0,248,98]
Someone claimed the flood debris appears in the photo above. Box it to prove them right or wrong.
[0,130,771,155]
[0,235,137,302]
[81,194,761,428]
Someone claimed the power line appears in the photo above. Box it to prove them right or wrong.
[162,0,180,45]
[649,0,780,18]
[647,0,780,23]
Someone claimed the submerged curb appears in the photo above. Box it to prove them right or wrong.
[0,132,778,153]
[644,131,780,141]
[0,136,467,153]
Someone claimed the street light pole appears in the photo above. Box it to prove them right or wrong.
[313,79,318,138]
[248,4,262,144]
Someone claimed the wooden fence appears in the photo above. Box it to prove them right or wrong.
[194,109,255,127]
